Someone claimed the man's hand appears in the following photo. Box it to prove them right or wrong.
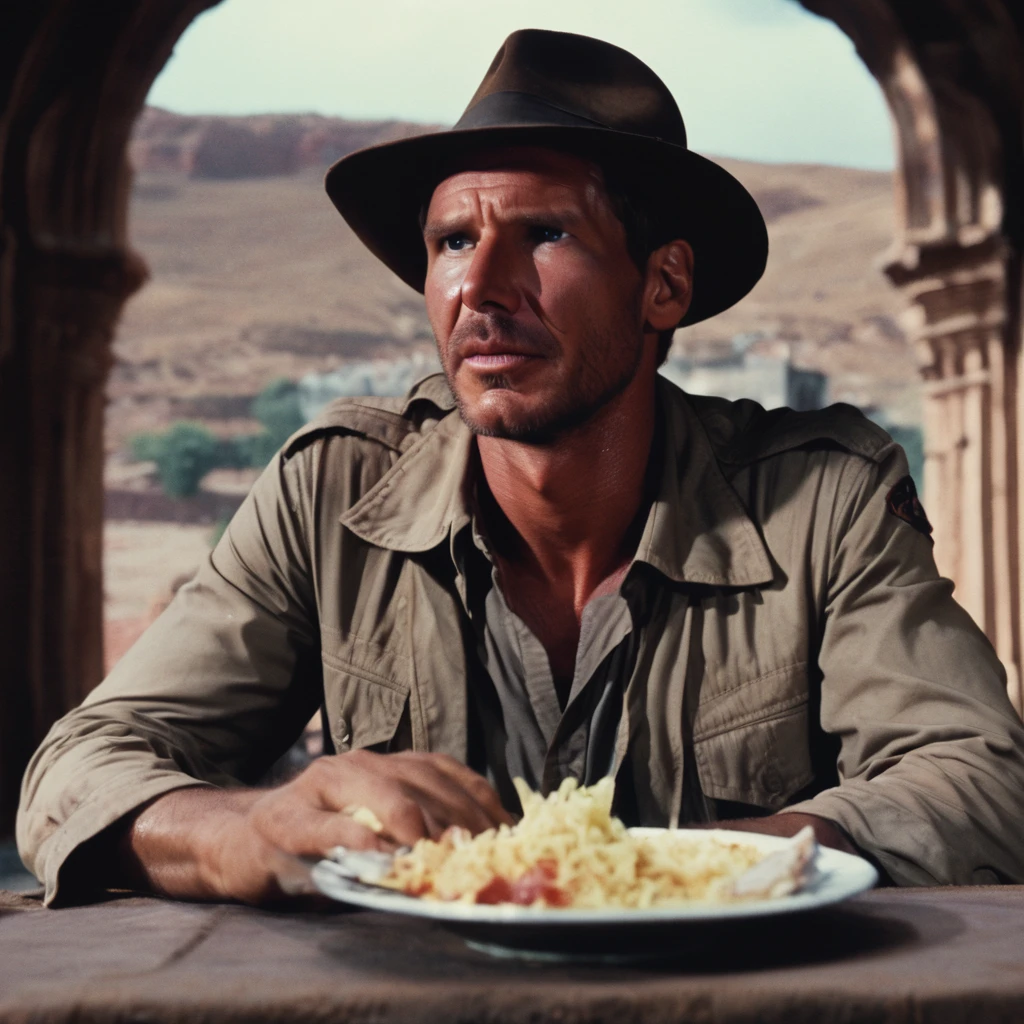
[118,751,513,905]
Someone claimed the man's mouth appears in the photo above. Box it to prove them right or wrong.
[447,314,554,380]
[458,340,544,374]
[463,351,539,371]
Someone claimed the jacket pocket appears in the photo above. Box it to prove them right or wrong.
[321,653,409,754]
[692,663,814,811]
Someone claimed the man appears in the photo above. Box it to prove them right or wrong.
[18,30,1024,905]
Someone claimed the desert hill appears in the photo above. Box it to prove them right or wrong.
[130,105,436,179]
[108,108,918,455]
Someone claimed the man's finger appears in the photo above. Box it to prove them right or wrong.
[298,755,433,846]
[294,751,510,842]
[256,802,394,857]
[387,762,507,836]
[416,753,515,827]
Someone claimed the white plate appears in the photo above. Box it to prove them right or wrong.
[311,827,878,938]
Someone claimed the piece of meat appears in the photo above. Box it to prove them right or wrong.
[729,826,819,900]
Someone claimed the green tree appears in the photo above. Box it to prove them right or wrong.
[128,379,308,492]
[150,422,222,498]
[219,378,307,471]
[252,378,305,450]
[229,430,281,470]
[130,431,164,463]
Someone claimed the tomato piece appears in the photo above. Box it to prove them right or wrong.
[474,877,514,905]
[473,861,570,907]
[509,861,570,907]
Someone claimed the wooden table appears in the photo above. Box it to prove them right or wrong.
[1,886,1023,1022]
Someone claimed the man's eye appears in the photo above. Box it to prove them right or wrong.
[531,225,566,244]
[444,234,471,252]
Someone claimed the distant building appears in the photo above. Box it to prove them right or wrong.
[298,352,441,421]
[300,343,829,422]
[660,349,828,412]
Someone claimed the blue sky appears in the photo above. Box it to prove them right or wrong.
[147,0,894,170]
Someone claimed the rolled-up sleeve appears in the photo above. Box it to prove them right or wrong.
[787,447,1024,885]
[17,449,322,905]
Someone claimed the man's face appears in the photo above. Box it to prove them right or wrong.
[422,147,648,443]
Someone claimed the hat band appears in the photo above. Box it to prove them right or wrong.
[454,90,610,132]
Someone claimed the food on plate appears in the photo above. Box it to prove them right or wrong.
[343,804,385,834]
[368,777,818,908]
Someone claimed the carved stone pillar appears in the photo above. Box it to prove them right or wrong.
[889,243,1022,711]
[0,0,219,833]
[0,244,146,829]
[802,0,1024,716]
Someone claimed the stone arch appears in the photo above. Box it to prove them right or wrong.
[1,0,1021,829]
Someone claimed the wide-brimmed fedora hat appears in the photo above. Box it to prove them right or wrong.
[325,29,768,327]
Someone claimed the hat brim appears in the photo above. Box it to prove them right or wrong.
[324,124,768,328]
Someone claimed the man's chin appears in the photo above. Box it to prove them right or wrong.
[455,393,601,446]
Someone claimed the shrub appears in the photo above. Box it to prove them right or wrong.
[150,422,222,498]
[130,432,164,463]
[252,378,304,450]
[127,378,309,493]
[228,430,280,470]
[217,378,307,471]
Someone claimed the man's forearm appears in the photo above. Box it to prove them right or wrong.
[98,751,513,905]
[117,787,264,901]
[695,811,860,855]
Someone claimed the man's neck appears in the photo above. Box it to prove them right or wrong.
[476,372,658,621]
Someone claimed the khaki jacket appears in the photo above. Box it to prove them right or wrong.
[18,375,1024,903]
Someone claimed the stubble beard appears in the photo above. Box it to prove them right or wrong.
[440,308,645,446]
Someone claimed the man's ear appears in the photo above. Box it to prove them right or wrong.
[643,240,693,332]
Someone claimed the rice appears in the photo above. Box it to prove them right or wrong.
[379,777,767,908]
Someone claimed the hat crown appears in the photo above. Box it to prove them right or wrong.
[458,29,688,147]
[324,28,768,327]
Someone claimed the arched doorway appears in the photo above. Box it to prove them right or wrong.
[0,0,1020,830]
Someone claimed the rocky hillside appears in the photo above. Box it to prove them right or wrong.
[108,109,918,456]
[130,106,435,179]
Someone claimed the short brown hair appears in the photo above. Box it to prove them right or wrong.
[599,162,681,364]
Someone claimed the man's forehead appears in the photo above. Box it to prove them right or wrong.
[428,146,606,208]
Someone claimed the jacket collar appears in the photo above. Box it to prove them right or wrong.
[341,407,473,552]
[634,377,774,587]
[341,375,774,588]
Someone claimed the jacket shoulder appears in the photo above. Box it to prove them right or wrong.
[281,372,456,459]
[686,392,896,466]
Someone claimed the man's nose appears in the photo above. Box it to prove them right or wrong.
[460,236,521,315]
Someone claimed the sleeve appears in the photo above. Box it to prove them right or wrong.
[16,446,325,905]
[785,446,1024,885]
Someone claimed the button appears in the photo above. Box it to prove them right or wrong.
[335,717,352,753]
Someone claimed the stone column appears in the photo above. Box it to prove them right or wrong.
[800,0,1024,716]
[889,243,1023,713]
[0,243,147,829]
[0,0,219,834]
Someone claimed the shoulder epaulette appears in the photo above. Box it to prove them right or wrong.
[688,393,895,466]
[282,372,455,460]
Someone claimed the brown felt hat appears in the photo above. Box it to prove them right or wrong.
[325,29,768,327]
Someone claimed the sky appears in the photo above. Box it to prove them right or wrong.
[147,0,895,171]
